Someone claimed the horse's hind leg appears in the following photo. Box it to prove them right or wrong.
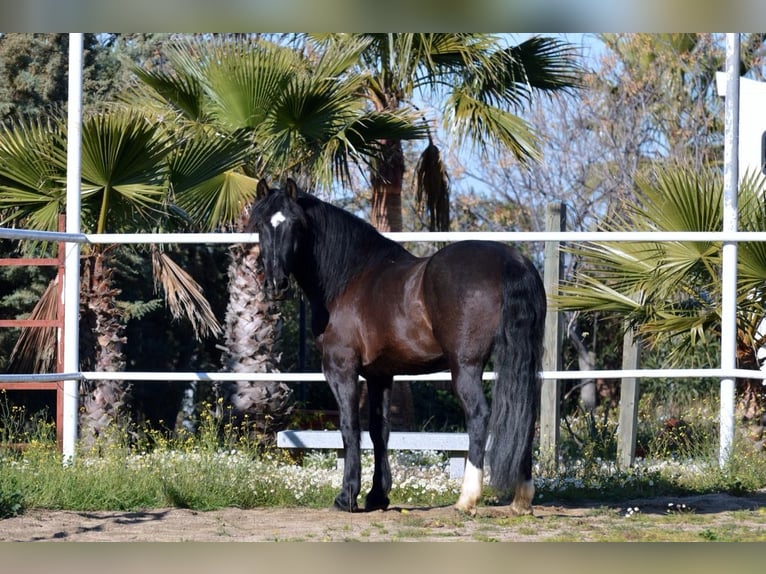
[451,362,490,515]
[365,376,392,511]
[510,439,535,516]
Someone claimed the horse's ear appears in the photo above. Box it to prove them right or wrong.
[256,179,269,200]
[285,178,299,199]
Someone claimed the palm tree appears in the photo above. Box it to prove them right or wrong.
[128,35,427,438]
[556,166,766,420]
[128,34,580,435]
[0,106,223,447]
[302,34,581,426]
[310,33,582,232]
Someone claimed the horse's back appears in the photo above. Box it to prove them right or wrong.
[424,240,531,296]
[422,241,535,355]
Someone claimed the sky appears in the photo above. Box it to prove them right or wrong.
[430,33,604,199]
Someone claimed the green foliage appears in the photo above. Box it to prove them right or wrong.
[2,391,765,515]
[539,390,766,504]
[132,35,427,196]
[0,486,23,519]
[0,33,176,124]
[558,166,766,371]
[0,34,70,122]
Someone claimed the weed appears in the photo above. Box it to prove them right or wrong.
[1,392,765,517]
[699,528,719,541]
[0,488,23,518]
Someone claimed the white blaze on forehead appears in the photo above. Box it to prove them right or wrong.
[270,211,287,228]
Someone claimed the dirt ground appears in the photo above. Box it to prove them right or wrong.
[2,491,766,542]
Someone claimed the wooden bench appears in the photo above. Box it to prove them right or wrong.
[277,430,469,479]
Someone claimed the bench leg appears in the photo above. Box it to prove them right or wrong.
[336,449,344,472]
[448,452,466,479]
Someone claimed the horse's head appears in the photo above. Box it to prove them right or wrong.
[248,178,307,300]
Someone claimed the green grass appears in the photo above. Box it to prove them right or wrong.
[530,394,766,504]
[1,393,765,518]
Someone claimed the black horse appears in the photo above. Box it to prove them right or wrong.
[249,179,546,515]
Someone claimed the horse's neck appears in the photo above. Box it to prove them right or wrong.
[295,203,408,306]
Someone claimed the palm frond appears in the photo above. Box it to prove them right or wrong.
[445,88,540,161]
[556,276,643,314]
[633,167,722,232]
[200,39,300,132]
[131,66,206,122]
[151,248,222,340]
[737,170,766,305]
[8,278,59,373]
[168,130,253,229]
[0,115,68,235]
[258,59,425,185]
[557,163,766,369]
[640,307,718,361]
[415,142,450,231]
[174,171,258,231]
[311,34,373,79]
[78,108,172,233]
[504,36,583,96]
[308,110,426,186]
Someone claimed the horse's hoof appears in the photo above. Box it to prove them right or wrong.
[332,497,358,513]
[364,494,390,512]
[509,504,534,517]
[453,503,477,517]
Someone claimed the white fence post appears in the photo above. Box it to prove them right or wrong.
[62,33,83,463]
[719,33,741,467]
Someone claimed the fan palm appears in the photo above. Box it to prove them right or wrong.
[557,166,766,418]
[128,35,428,438]
[129,34,581,433]
[0,106,223,447]
[310,33,582,232]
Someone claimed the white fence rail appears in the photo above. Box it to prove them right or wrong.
[2,225,765,462]
[5,228,766,244]
[4,367,766,384]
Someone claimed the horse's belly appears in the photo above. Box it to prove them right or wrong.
[362,352,449,378]
[360,322,447,377]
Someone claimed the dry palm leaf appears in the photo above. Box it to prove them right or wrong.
[9,278,60,373]
[151,247,222,339]
[415,141,450,232]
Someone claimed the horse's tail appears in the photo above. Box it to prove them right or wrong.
[487,257,546,495]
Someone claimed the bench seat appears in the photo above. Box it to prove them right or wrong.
[277,430,469,479]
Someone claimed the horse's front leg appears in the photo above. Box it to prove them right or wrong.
[365,376,392,511]
[324,351,362,512]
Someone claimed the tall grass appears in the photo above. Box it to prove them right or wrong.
[1,392,764,518]
[536,393,766,502]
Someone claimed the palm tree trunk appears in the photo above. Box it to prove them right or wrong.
[370,139,405,232]
[78,250,132,450]
[736,343,766,422]
[218,237,293,443]
[367,137,416,429]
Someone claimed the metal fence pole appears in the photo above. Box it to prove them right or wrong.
[720,33,741,467]
[62,33,83,463]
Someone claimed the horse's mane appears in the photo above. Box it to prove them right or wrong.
[296,192,413,304]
